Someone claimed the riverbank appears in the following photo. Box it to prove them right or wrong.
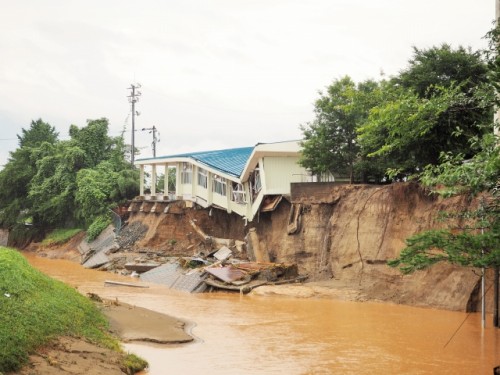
[23,249,500,375]
[0,247,193,374]
[14,299,193,375]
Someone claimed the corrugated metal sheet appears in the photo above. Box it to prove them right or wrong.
[140,263,208,293]
[140,263,182,287]
[206,266,247,283]
[171,271,208,293]
[139,147,254,177]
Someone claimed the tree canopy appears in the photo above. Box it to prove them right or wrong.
[0,118,139,238]
[386,33,500,273]
[300,76,382,182]
[301,32,499,274]
[300,44,494,181]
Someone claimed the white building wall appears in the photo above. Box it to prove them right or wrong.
[262,156,306,194]
[229,200,247,217]
[212,191,227,208]
[193,166,209,206]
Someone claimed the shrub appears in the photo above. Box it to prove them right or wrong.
[86,215,112,241]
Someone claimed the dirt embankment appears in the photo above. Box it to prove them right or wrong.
[124,182,487,312]
[32,182,487,312]
[15,300,192,375]
[252,182,485,311]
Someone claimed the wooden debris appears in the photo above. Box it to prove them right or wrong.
[104,280,150,288]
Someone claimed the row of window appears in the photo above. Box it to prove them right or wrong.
[180,163,248,203]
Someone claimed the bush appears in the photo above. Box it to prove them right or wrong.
[86,215,112,241]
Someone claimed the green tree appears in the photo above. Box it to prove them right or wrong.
[387,37,500,273]
[75,160,139,227]
[28,119,139,229]
[388,133,499,273]
[397,44,489,98]
[0,118,139,236]
[358,83,470,177]
[300,76,381,183]
[0,120,58,227]
[69,118,113,168]
[359,45,493,178]
[17,119,58,148]
[28,142,84,227]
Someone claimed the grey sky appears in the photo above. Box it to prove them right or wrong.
[0,0,494,166]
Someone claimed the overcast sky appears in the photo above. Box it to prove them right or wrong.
[0,0,495,166]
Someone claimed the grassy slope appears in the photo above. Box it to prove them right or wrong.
[0,247,119,372]
[40,228,83,246]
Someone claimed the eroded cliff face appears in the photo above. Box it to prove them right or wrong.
[125,182,487,311]
[253,182,484,311]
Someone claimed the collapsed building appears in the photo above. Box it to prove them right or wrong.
[133,140,313,223]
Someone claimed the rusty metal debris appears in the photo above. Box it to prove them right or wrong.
[205,266,247,283]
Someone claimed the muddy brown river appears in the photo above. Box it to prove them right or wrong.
[26,254,500,375]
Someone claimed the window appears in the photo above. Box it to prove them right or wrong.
[250,167,262,199]
[197,167,208,189]
[181,163,192,184]
[212,175,227,196]
[231,182,246,204]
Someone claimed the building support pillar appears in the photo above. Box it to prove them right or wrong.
[164,164,169,197]
[139,165,145,196]
[151,164,157,197]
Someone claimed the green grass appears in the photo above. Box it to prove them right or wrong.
[122,353,149,373]
[0,247,147,373]
[41,228,83,246]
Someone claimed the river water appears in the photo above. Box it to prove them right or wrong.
[26,254,499,375]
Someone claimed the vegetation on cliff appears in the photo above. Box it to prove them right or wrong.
[388,133,499,273]
[40,228,83,246]
[387,26,500,273]
[0,248,147,373]
[300,25,499,272]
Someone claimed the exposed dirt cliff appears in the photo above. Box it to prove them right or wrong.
[116,182,489,311]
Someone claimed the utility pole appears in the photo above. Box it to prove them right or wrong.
[494,0,500,328]
[127,83,142,165]
[139,126,160,158]
[496,0,500,138]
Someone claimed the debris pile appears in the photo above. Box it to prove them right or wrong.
[136,246,304,294]
[79,224,307,294]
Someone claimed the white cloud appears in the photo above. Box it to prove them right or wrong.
[0,0,494,165]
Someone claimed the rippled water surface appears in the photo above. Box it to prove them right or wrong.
[26,254,500,375]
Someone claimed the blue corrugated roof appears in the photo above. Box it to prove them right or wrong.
[140,146,254,177]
